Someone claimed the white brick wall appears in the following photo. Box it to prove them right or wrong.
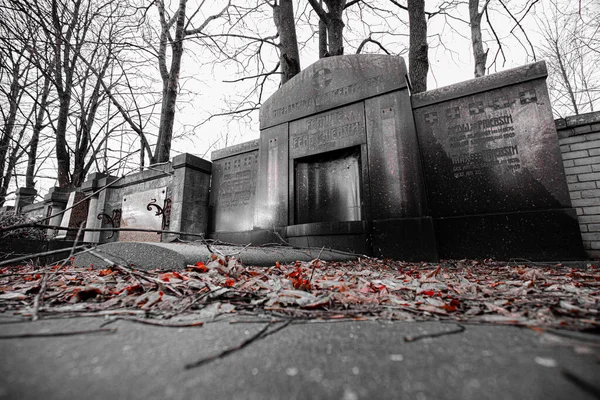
[557,111,600,259]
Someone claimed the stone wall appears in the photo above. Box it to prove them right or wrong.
[557,111,600,259]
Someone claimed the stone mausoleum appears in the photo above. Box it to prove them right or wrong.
[207,55,585,261]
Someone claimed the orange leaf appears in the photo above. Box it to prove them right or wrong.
[224,278,235,287]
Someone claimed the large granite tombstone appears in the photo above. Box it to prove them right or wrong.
[412,62,585,260]
[256,55,437,260]
[208,140,263,243]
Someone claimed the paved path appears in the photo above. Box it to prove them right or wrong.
[1,316,599,399]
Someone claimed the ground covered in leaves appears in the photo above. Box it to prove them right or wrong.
[1,255,599,332]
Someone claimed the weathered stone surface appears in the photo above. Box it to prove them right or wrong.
[366,91,428,220]
[260,55,408,129]
[254,124,289,229]
[209,147,258,233]
[289,102,366,159]
[56,191,89,240]
[211,139,259,161]
[412,61,572,217]
[169,154,211,241]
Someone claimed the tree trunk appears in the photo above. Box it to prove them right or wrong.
[154,0,187,164]
[0,63,21,185]
[273,0,301,85]
[26,76,50,189]
[554,40,579,115]
[308,0,346,56]
[55,92,72,188]
[469,0,488,77]
[326,15,344,56]
[408,0,428,93]
[319,19,327,58]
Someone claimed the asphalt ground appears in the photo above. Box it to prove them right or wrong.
[1,316,599,400]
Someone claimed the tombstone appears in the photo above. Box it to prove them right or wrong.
[210,55,438,260]
[55,190,90,240]
[412,61,585,260]
[14,187,37,214]
[208,140,263,243]
[169,153,212,241]
[43,187,71,238]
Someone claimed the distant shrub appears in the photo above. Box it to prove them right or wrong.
[0,212,46,240]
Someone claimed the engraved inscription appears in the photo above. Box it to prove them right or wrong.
[446,107,460,119]
[290,104,366,157]
[424,111,438,124]
[445,109,521,178]
[312,68,332,89]
[519,89,537,104]
[271,74,385,119]
[217,153,257,210]
[468,101,484,115]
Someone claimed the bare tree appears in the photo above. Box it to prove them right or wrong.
[151,0,231,164]
[272,0,301,84]
[308,0,347,56]
[408,0,428,93]
[536,0,600,116]
[0,6,50,205]
[469,0,490,77]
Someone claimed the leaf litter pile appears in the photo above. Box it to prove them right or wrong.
[1,254,598,333]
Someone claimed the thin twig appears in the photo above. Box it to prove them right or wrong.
[0,328,117,339]
[404,324,466,342]
[184,320,292,369]
[101,317,204,328]
[561,368,600,400]
[33,223,88,321]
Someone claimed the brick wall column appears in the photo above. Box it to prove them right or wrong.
[557,111,600,259]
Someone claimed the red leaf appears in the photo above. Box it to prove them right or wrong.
[224,278,235,287]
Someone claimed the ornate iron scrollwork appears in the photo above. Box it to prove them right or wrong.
[97,208,122,239]
[146,197,172,230]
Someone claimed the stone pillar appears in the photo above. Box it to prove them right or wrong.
[81,173,108,243]
[168,153,212,241]
[92,175,120,244]
[14,187,37,214]
[43,187,71,238]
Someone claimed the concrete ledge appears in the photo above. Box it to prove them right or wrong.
[211,139,260,161]
[286,221,370,237]
[73,242,360,269]
[172,153,212,173]
[412,61,547,109]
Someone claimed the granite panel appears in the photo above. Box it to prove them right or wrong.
[260,55,408,129]
[209,150,258,232]
[254,124,288,230]
[366,90,428,219]
[289,102,367,159]
[413,64,572,217]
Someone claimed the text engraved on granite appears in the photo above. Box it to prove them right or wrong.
[271,74,384,119]
[445,110,521,179]
[290,106,365,157]
[217,153,257,210]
